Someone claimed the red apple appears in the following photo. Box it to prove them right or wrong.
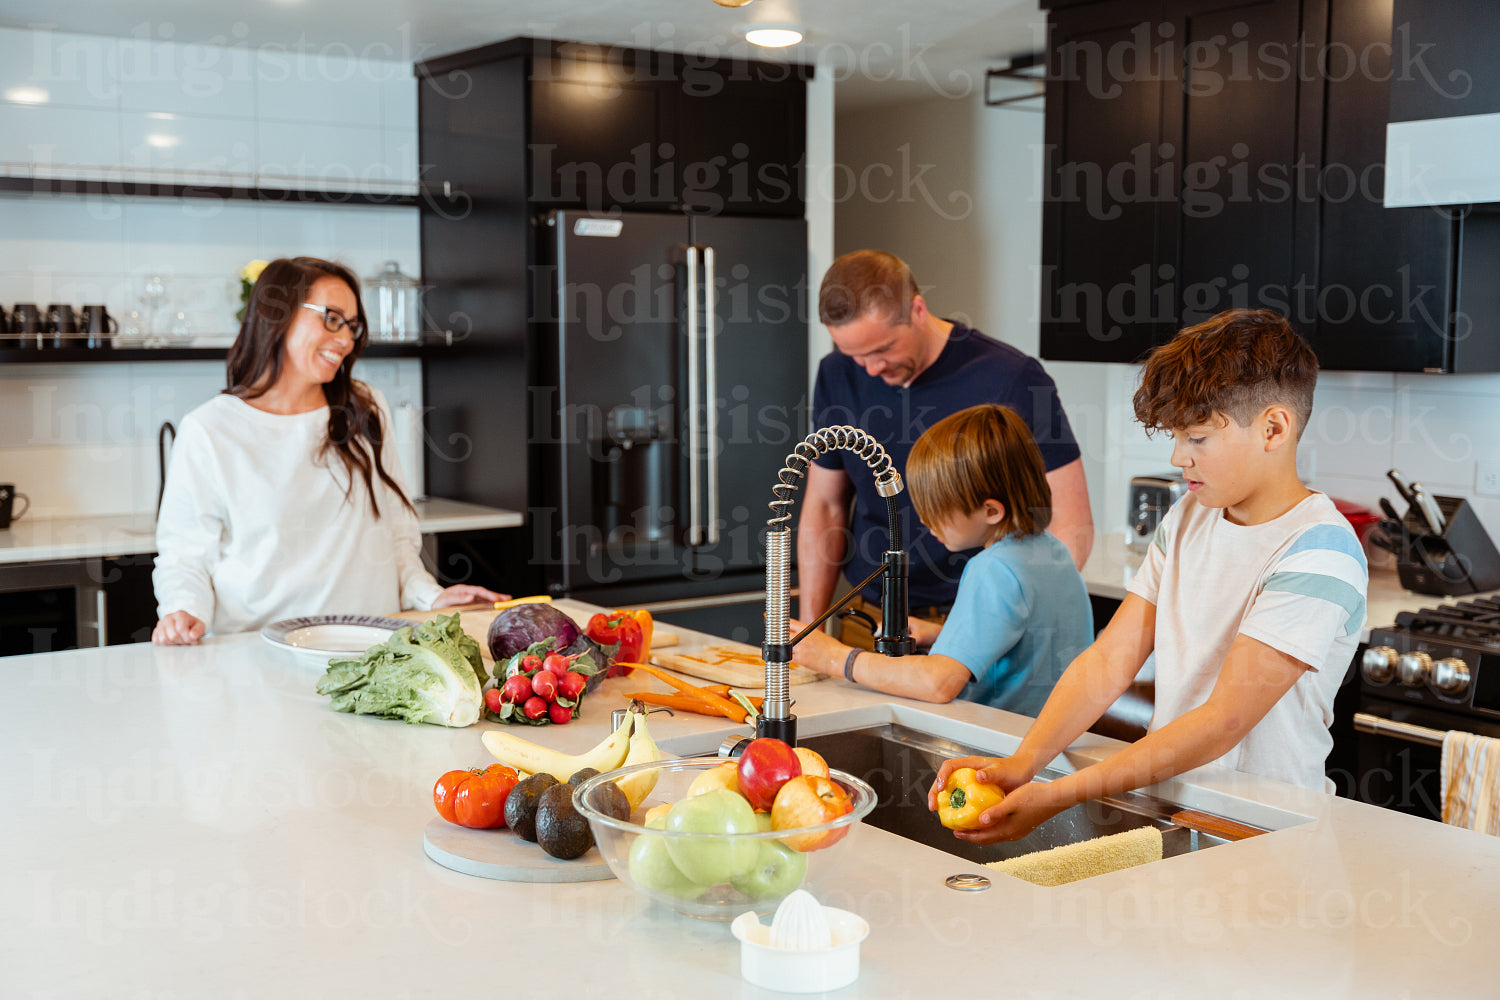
[736,738,803,812]
[770,775,854,852]
[793,747,831,780]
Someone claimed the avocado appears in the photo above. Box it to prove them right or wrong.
[594,781,631,822]
[567,767,601,786]
[535,783,594,860]
[505,772,558,842]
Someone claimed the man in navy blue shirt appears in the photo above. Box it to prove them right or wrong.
[798,250,1094,639]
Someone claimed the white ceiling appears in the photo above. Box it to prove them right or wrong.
[0,0,1046,110]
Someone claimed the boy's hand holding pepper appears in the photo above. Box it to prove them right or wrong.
[928,754,1067,843]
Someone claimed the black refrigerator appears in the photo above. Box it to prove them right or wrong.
[531,209,808,642]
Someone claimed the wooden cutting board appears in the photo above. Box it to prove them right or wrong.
[386,603,678,669]
[651,639,823,689]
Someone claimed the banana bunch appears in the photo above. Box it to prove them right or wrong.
[482,701,663,809]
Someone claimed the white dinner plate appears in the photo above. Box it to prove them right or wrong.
[260,614,411,657]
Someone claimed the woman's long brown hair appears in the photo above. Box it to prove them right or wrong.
[224,256,414,520]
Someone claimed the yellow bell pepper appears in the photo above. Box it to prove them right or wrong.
[936,767,1006,830]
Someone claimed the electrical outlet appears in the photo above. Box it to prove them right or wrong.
[1477,460,1500,498]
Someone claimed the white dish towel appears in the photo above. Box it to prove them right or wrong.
[1441,730,1500,835]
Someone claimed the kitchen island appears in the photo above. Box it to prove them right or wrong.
[5,605,1496,998]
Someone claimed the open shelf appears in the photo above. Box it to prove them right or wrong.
[0,175,421,208]
[0,343,428,363]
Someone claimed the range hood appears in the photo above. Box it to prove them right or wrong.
[1385,113,1500,208]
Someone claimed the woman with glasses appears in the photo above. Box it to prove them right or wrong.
[152,257,506,645]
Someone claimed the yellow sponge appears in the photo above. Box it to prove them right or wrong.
[986,825,1163,887]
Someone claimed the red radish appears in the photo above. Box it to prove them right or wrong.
[531,670,558,701]
[543,652,570,676]
[483,688,504,713]
[558,671,587,700]
[501,674,533,704]
[521,654,543,673]
[548,702,572,725]
[522,696,548,720]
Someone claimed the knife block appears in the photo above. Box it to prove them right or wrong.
[1396,495,1500,596]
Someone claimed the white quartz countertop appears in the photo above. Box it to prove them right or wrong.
[0,496,522,565]
[4,600,1496,998]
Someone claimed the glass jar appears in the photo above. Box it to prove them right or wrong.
[365,261,421,343]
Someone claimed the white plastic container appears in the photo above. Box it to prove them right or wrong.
[729,891,870,994]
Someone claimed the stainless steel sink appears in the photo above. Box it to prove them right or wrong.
[800,722,1235,865]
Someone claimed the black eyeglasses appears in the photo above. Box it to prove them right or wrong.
[301,302,367,339]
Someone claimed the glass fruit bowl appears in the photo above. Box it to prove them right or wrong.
[574,757,877,921]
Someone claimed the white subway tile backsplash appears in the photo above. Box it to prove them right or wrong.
[1390,387,1500,490]
[117,39,256,119]
[0,363,140,448]
[0,103,121,169]
[381,129,419,186]
[1305,384,1395,478]
[0,196,126,275]
[255,49,382,127]
[381,72,417,132]
[121,200,260,277]
[120,111,256,180]
[255,120,384,187]
[0,28,119,109]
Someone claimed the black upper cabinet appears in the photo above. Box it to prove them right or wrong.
[527,44,807,216]
[1041,0,1169,363]
[1041,0,1490,372]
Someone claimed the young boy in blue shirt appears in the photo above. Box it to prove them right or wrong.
[930,309,1368,842]
[791,403,1092,715]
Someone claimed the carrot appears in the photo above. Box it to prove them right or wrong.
[614,661,752,720]
[624,691,747,723]
[702,683,764,708]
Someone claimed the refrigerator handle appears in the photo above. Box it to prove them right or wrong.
[685,245,703,547]
[703,245,720,546]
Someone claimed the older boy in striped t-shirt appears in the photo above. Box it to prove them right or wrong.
[929,309,1368,843]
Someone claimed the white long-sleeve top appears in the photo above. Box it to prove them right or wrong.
[153,387,443,636]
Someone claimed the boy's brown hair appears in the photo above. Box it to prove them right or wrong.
[1133,308,1318,436]
[908,404,1052,540]
[818,250,919,326]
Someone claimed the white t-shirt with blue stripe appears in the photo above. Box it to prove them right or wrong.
[1127,491,1368,791]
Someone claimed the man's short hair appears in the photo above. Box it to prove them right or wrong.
[908,404,1052,539]
[818,250,918,326]
[1133,308,1318,436]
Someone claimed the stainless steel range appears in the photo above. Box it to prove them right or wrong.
[1351,598,1500,819]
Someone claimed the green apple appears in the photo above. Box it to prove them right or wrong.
[731,837,808,900]
[664,788,760,885]
[755,812,775,832]
[628,833,707,900]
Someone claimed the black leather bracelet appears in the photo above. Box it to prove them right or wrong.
[843,648,861,684]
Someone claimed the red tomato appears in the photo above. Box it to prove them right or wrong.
[432,769,471,824]
[543,652,570,676]
[453,764,519,829]
[548,702,572,725]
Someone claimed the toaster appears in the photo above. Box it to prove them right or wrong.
[1126,472,1188,552]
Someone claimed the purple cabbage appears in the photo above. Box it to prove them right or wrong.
[486,603,581,664]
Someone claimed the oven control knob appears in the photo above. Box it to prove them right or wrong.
[1397,651,1433,687]
[1431,657,1471,696]
[1361,646,1398,683]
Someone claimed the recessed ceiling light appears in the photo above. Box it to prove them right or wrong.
[146,133,180,148]
[5,86,49,104]
[743,26,803,48]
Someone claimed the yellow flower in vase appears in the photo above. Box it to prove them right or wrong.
[236,259,270,324]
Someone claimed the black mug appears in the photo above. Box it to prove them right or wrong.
[11,303,43,348]
[81,304,117,349]
[45,304,77,349]
[0,484,29,529]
